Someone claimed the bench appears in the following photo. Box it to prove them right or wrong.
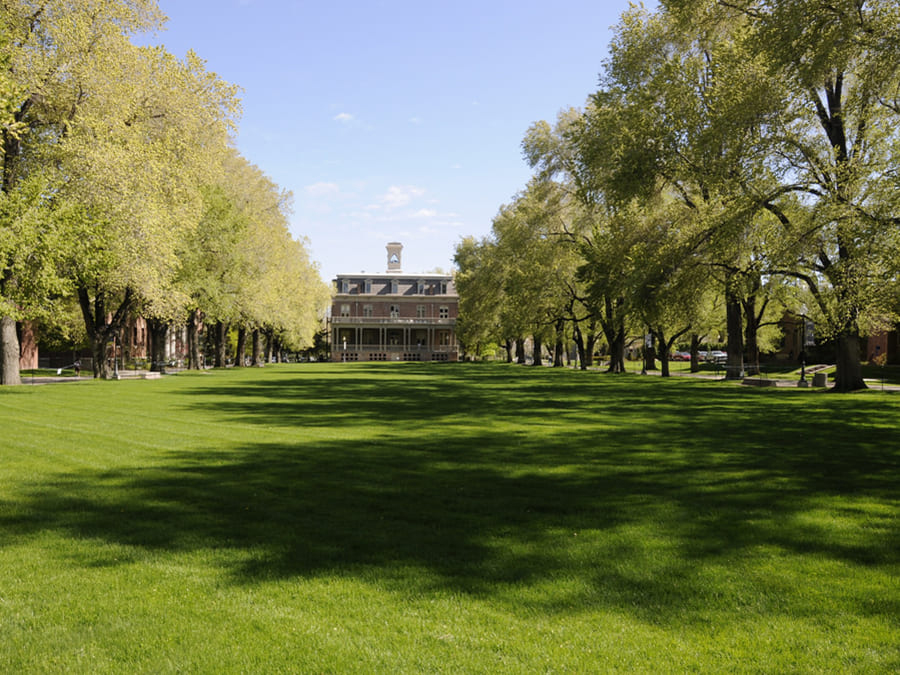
[742,377,777,387]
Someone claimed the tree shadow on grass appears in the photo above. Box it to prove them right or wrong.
[3,364,899,627]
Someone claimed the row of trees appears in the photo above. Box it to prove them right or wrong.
[455,0,900,391]
[1,0,329,384]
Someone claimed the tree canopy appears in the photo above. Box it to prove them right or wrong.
[1,0,328,383]
[456,0,900,391]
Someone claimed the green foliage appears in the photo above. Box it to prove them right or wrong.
[0,1,326,383]
[461,0,900,390]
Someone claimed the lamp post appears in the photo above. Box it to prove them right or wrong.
[113,335,120,379]
[798,312,808,387]
[876,344,884,390]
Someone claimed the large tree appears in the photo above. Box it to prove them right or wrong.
[0,0,242,381]
[181,152,329,368]
[570,4,789,380]
[57,43,238,378]
[1,0,166,383]
[453,235,506,359]
[665,0,900,390]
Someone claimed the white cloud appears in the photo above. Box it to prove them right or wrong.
[411,208,437,218]
[304,182,340,197]
[333,112,355,123]
[374,185,426,210]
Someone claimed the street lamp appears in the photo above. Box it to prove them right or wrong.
[798,311,808,387]
[112,335,120,379]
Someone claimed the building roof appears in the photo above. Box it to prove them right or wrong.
[332,272,453,281]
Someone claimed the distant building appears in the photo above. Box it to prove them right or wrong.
[776,312,899,365]
[330,243,459,362]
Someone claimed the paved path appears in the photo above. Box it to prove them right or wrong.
[658,369,899,391]
[20,370,165,385]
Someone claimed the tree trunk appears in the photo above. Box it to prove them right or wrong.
[573,327,598,370]
[690,333,702,373]
[532,335,542,366]
[90,335,111,380]
[656,326,689,378]
[515,338,526,365]
[833,332,867,392]
[504,339,513,363]
[600,297,626,373]
[0,315,22,385]
[584,333,596,369]
[656,329,670,378]
[725,274,744,380]
[77,286,133,379]
[643,330,656,373]
[212,321,228,368]
[147,318,168,373]
[554,319,565,367]
[573,323,586,370]
[235,326,247,367]
[742,292,763,376]
[264,329,274,364]
[252,328,263,366]
[606,328,625,373]
[187,309,202,370]
[273,335,283,363]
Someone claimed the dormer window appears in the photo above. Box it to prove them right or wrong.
[391,279,399,294]
[339,279,349,293]
[417,279,425,294]
[364,279,372,294]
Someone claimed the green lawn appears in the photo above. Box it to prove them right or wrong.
[1,363,898,673]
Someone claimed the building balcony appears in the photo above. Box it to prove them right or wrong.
[342,343,456,350]
[331,317,456,325]
[332,344,458,362]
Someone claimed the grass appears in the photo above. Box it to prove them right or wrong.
[1,363,898,673]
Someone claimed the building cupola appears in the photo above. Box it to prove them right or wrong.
[386,242,403,273]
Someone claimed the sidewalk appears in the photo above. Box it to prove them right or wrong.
[662,368,899,391]
[20,370,167,385]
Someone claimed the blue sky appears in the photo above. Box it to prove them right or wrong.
[149,0,636,282]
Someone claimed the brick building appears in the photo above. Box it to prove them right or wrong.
[330,243,459,362]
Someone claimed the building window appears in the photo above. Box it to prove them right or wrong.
[391,279,399,294]
[339,279,349,293]
[439,306,449,319]
[440,282,448,294]
[438,331,450,346]
[417,279,425,294]
[416,305,426,318]
[363,304,373,318]
[364,279,372,294]
[390,304,400,318]
[340,304,351,318]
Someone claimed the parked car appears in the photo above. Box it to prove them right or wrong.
[671,351,691,361]
[709,350,727,363]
